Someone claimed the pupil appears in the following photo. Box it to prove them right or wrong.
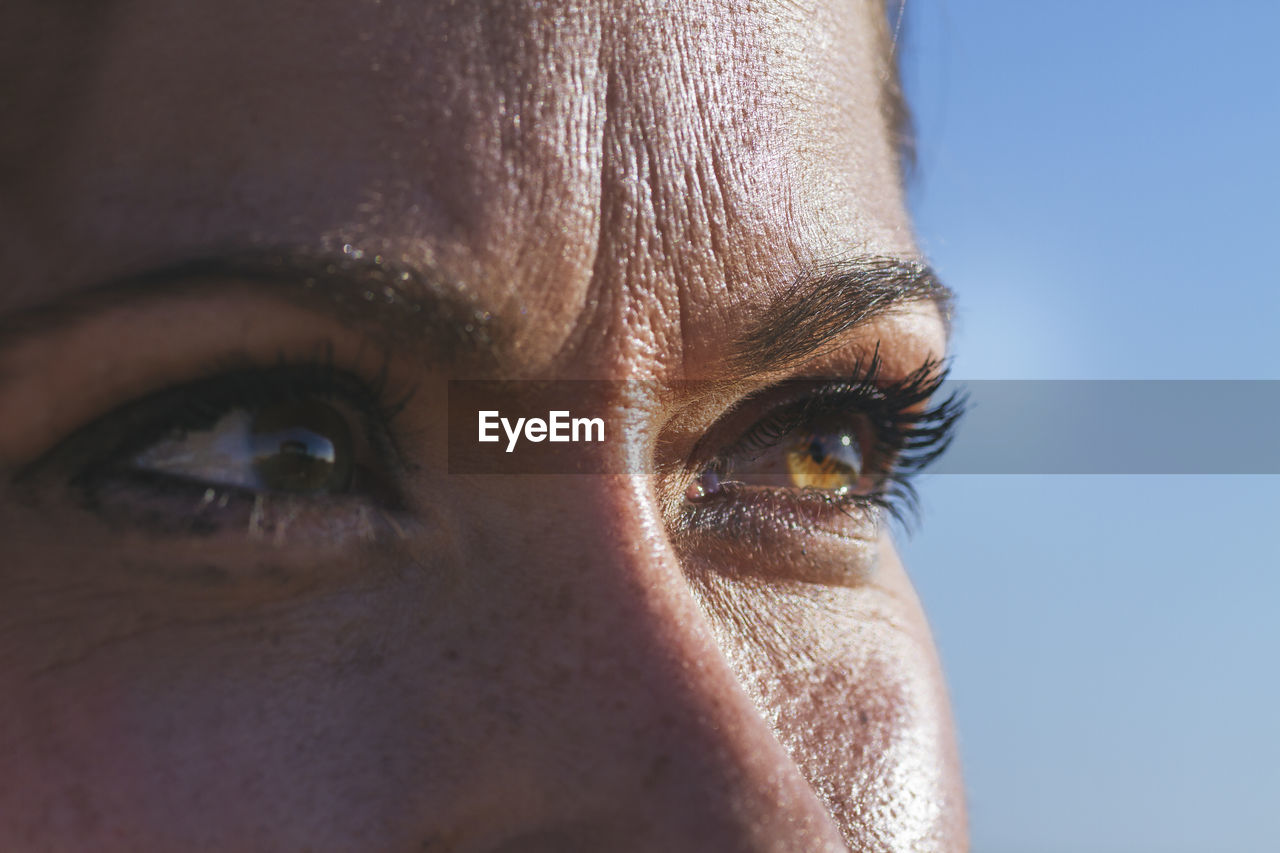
[250,400,354,492]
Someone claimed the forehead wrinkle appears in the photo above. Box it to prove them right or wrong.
[554,2,812,377]
[251,0,612,356]
[2,0,911,384]
[553,0,913,381]
[1,0,615,370]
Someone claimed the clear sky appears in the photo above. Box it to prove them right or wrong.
[896,2,1280,851]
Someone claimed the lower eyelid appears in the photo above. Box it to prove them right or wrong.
[69,467,410,546]
[2,494,428,602]
[681,483,883,542]
[677,493,882,587]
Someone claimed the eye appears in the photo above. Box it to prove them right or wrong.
[688,412,882,499]
[133,400,357,494]
[685,357,965,525]
[20,359,410,535]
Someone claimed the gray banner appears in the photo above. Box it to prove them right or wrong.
[447,380,1280,475]
[933,380,1280,474]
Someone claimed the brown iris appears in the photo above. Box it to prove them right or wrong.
[249,400,355,493]
[783,429,864,493]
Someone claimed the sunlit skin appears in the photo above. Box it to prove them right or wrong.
[0,1,966,850]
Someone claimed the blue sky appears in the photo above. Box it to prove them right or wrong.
[896,2,1280,850]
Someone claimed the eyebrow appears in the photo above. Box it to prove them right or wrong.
[729,257,953,374]
[0,248,497,362]
[0,250,950,378]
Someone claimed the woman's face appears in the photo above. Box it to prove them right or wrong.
[0,0,965,850]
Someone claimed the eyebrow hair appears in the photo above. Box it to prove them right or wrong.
[0,250,948,380]
[0,248,498,362]
[729,257,953,374]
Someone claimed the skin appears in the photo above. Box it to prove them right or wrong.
[0,1,966,850]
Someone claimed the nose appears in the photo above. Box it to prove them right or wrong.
[456,474,851,853]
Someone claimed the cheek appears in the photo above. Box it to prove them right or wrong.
[764,624,962,851]
[0,553,480,852]
[699,544,965,850]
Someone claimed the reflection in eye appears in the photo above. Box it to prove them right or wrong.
[23,361,407,520]
[133,400,356,493]
[5,358,418,543]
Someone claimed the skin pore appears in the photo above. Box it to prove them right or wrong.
[0,1,967,850]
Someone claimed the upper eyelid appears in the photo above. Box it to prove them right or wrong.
[0,287,435,468]
[730,392,870,451]
[696,355,905,457]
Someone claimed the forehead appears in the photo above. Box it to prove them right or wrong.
[2,0,914,373]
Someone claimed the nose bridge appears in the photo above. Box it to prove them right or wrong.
[490,474,848,852]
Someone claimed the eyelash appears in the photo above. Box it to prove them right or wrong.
[693,353,966,527]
